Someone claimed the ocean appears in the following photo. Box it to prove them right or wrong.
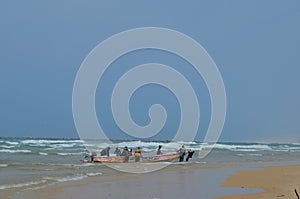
[1,137,300,197]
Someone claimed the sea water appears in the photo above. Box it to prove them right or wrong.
[1,137,300,196]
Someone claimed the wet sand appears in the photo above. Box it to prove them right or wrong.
[10,163,260,199]
[215,164,300,199]
[10,163,300,199]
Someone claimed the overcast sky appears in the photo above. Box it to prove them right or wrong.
[0,1,299,142]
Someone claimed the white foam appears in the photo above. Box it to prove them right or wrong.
[0,145,15,148]
[0,164,8,167]
[39,152,48,156]
[5,141,19,145]
[86,172,103,177]
[57,152,85,156]
[50,143,77,148]
[232,149,260,152]
[248,153,263,156]
[282,147,300,150]
[237,153,263,156]
[0,149,31,153]
[203,143,272,151]
[0,180,47,190]
[141,148,154,152]
[72,163,95,167]
[96,141,183,149]
[21,139,83,144]
[44,175,87,183]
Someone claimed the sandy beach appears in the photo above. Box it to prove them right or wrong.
[215,164,300,199]
[10,163,259,199]
[9,163,300,199]
[2,138,300,199]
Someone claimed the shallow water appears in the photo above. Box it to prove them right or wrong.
[11,165,263,199]
[1,137,300,198]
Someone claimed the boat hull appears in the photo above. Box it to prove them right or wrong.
[85,152,179,163]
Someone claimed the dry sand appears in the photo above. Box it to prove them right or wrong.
[215,164,300,199]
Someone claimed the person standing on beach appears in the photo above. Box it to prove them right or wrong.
[121,146,130,163]
[114,147,121,156]
[90,151,97,162]
[134,147,142,162]
[100,147,110,157]
[177,145,186,162]
[157,145,162,155]
[186,149,195,162]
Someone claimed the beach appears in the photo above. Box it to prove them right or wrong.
[10,163,259,199]
[2,138,300,199]
[9,163,300,199]
[216,164,300,199]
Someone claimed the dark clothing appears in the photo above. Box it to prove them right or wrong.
[157,145,162,155]
[157,148,162,155]
[179,154,185,162]
[91,151,97,162]
[186,151,195,162]
[177,148,186,162]
[100,147,110,157]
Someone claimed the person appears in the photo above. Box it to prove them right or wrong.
[129,148,133,156]
[121,146,130,163]
[157,145,162,155]
[134,147,142,162]
[100,147,110,157]
[114,147,121,156]
[177,145,186,162]
[90,151,97,162]
[185,149,195,162]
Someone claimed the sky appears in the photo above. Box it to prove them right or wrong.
[0,1,299,142]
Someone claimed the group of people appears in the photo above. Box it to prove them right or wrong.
[97,145,194,163]
[100,146,142,162]
[177,145,195,162]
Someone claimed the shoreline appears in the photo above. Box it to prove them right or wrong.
[215,164,300,199]
[9,162,300,199]
[10,162,257,199]
[3,137,300,199]
[2,160,300,199]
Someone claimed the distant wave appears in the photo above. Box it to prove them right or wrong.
[0,145,15,149]
[86,172,103,177]
[57,152,86,156]
[20,139,83,144]
[0,149,31,153]
[0,180,47,190]
[5,141,19,145]
[1,137,300,194]
[44,175,87,183]
[209,143,272,151]
[1,138,300,155]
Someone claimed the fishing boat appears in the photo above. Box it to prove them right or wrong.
[84,152,179,163]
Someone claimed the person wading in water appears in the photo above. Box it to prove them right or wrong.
[134,147,142,162]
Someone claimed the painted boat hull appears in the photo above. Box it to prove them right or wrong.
[85,152,179,163]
